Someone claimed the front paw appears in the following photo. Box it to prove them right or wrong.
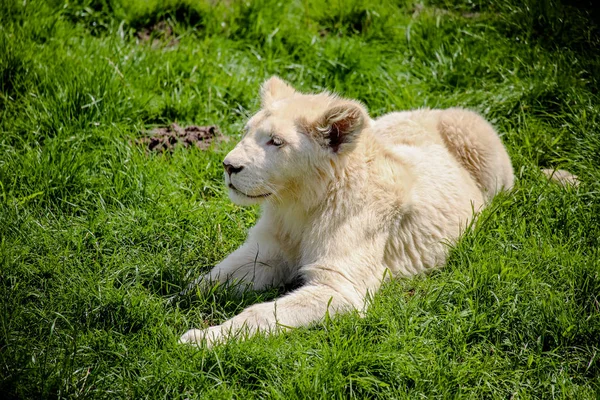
[179,326,225,347]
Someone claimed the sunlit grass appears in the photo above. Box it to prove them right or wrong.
[1,0,599,398]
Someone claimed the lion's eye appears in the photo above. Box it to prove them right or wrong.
[267,136,285,147]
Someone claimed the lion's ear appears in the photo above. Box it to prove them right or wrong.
[315,101,368,153]
[260,76,296,108]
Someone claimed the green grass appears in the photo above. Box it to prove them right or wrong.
[1,0,599,397]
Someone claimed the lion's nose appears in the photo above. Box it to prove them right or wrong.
[223,161,244,176]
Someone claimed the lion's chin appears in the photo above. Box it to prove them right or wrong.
[228,186,271,206]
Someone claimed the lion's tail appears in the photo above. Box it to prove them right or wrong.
[541,168,580,187]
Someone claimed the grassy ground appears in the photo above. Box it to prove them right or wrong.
[1,0,600,398]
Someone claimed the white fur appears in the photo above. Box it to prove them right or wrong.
[180,77,515,346]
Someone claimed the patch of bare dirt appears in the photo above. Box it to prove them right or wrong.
[136,21,179,48]
[138,123,227,152]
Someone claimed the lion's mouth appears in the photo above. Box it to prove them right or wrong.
[228,184,272,199]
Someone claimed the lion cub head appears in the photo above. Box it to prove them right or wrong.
[223,77,370,206]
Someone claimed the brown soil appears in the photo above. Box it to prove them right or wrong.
[136,21,179,48]
[138,123,228,152]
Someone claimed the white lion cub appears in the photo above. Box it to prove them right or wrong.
[180,77,514,346]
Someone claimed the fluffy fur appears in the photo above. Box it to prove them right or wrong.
[180,77,515,346]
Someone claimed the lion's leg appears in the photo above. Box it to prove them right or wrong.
[203,240,289,290]
[437,108,514,200]
[179,281,365,345]
[180,253,389,346]
[182,221,292,296]
[180,222,389,346]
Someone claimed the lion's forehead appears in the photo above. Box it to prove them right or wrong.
[278,95,333,119]
[249,117,303,145]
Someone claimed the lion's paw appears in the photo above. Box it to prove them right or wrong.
[179,326,225,347]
